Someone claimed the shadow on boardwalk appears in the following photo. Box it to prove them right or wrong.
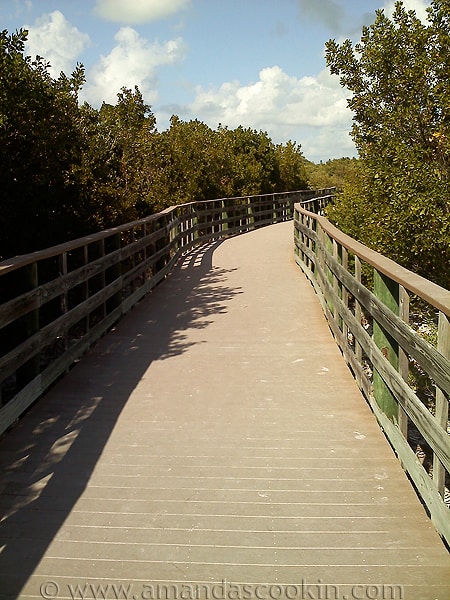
[0,223,449,600]
[0,241,241,598]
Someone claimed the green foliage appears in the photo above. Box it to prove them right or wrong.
[136,119,294,210]
[146,117,229,207]
[305,157,358,190]
[0,28,86,257]
[0,28,314,260]
[274,141,309,192]
[325,0,450,289]
[219,125,282,196]
[75,87,157,229]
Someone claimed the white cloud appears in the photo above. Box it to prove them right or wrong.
[82,27,186,106]
[189,66,349,128]
[163,65,354,161]
[383,0,430,22]
[24,10,90,77]
[94,0,191,24]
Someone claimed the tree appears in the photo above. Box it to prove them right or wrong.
[76,86,157,229]
[0,28,314,260]
[220,125,280,196]
[145,119,285,208]
[304,157,358,190]
[274,141,309,192]
[0,29,86,258]
[325,0,450,289]
[150,117,227,206]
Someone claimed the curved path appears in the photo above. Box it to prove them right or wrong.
[0,222,449,599]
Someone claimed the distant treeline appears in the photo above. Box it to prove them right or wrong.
[0,28,355,260]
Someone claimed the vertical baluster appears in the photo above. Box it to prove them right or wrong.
[221,199,228,234]
[16,262,40,389]
[373,269,399,422]
[83,244,89,335]
[100,238,106,319]
[332,238,339,324]
[433,311,449,498]
[398,286,410,442]
[341,246,349,344]
[59,252,69,352]
[354,256,363,370]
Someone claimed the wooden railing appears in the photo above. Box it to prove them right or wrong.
[0,189,333,436]
[294,203,450,545]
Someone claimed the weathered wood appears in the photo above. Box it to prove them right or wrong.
[2,221,449,599]
[354,256,364,375]
[312,211,450,317]
[373,269,400,422]
[0,289,41,329]
[307,235,450,473]
[15,263,40,389]
[0,309,120,435]
[0,212,174,275]
[0,228,166,330]
[366,392,450,544]
[434,312,450,498]
[105,232,122,314]
[1,189,323,434]
[321,249,450,396]
[398,287,410,441]
[294,203,450,546]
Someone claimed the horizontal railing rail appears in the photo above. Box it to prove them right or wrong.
[294,203,450,545]
[0,188,333,435]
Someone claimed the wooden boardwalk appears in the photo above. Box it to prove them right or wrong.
[0,222,449,599]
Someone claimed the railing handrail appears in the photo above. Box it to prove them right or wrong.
[293,202,450,546]
[2,187,448,543]
[0,188,333,436]
[0,189,334,274]
[296,207,450,317]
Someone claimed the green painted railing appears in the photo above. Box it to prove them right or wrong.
[294,202,450,545]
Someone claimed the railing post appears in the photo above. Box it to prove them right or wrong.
[59,252,69,352]
[171,208,180,254]
[16,263,40,389]
[373,269,399,421]
[354,256,363,364]
[341,246,348,341]
[294,206,299,261]
[83,244,90,335]
[433,311,449,498]
[247,197,255,231]
[398,287,410,440]
[324,232,335,317]
[155,215,170,274]
[105,232,122,314]
[192,203,199,243]
[315,218,324,286]
[221,199,229,234]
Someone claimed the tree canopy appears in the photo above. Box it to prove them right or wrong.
[325,0,450,289]
[0,29,86,256]
[0,28,312,260]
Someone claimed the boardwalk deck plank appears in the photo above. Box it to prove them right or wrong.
[0,222,449,600]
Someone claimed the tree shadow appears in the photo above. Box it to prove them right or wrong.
[0,240,242,598]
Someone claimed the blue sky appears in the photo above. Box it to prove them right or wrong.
[1,0,430,162]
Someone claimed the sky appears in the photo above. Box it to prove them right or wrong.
[1,0,431,162]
